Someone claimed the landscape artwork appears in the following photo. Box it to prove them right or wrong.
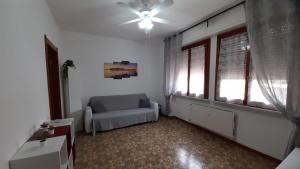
[104,61,138,79]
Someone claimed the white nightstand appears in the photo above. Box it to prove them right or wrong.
[10,136,68,169]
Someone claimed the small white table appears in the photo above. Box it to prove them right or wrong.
[50,118,75,169]
[276,148,300,169]
[50,118,75,145]
[10,136,68,169]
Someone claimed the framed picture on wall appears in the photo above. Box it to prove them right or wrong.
[104,61,138,79]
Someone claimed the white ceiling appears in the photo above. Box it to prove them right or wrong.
[46,0,237,41]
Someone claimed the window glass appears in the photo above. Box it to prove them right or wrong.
[175,40,210,99]
[216,32,248,104]
[215,27,285,111]
[189,46,205,98]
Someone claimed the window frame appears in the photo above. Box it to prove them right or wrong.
[214,27,275,110]
[181,38,211,99]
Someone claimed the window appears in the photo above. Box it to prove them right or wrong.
[215,27,275,110]
[175,39,210,99]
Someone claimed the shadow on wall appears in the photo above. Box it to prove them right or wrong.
[69,97,91,132]
[81,97,90,110]
[67,109,83,132]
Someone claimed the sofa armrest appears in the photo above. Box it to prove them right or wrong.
[85,106,93,133]
[150,101,159,121]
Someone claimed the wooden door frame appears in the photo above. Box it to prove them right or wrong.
[45,35,62,120]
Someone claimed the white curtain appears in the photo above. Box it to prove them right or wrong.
[164,34,183,115]
[174,49,188,95]
[246,0,300,154]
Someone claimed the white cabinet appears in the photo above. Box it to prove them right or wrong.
[68,149,74,169]
[50,117,76,168]
[10,136,68,169]
[50,118,75,146]
[276,148,300,169]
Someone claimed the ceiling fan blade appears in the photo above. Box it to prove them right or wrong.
[152,17,170,24]
[119,18,142,26]
[117,2,141,17]
[150,0,174,16]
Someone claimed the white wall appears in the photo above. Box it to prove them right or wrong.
[0,0,62,169]
[61,31,165,131]
[182,5,246,46]
[170,5,293,160]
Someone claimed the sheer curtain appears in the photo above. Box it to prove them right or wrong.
[248,69,275,109]
[164,34,183,115]
[246,0,300,154]
[174,49,188,95]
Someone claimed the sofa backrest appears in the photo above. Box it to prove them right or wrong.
[88,93,148,113]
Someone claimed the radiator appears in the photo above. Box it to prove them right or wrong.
[190,103,236,139]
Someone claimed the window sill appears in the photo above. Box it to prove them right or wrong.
[172,94,210,103]
[213,101,283,117]
[172,95,284,118]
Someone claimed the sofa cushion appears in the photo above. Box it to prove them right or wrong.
[92,108,155,131]
[89,94,148,112]
[89,100,106,113]
[93,108,155,119]
[139,98,150,108]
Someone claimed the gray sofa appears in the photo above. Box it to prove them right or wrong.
[84,94,159,135]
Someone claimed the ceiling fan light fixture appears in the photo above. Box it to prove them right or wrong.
[117,0,174,34]
[138,18,153,30]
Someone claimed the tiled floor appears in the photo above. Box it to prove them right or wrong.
[75,117,279,169]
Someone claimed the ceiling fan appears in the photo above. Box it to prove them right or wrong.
[117,0,174,33]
